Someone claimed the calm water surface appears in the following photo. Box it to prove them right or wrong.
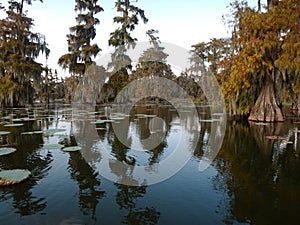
[0,104,300,225]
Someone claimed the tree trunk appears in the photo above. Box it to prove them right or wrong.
[248,75,284,122]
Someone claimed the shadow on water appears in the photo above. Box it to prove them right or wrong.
[212,121,300,225]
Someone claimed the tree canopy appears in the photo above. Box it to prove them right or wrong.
[193,0,299,121]
[0,0,49,107]
[58,0,103,76]
[0,0,299,121]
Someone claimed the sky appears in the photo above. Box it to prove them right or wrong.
[1,0,259,77]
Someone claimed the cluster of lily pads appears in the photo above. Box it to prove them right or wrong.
[0,128,31,185]
[0,108,84,186]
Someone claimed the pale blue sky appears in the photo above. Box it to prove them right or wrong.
[2,0,261,75]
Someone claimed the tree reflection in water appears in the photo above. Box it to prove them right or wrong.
[107,105,162,224]
[62,134,105,223]
[110,134,161,225]
[115,184,160,225]
[212,121,300,225]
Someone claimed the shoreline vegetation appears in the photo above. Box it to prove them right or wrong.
[0,0,299,122]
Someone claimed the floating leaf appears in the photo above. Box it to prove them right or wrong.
[213,113,225,116]
[21,131,43,135]
[91,120,105,124]
[46,129,66,133]
[170,122,181,126]
[0,147,16,156]
[0,169,31,186]
[12,118,22,122]
[91,119,113,124]
[43,132,54,137]
[135,114,156,118]
[179,110,191,113]
[62,146,82,152]
[0,131,10,135]
[255,122,268,125]
[145,115,157,118]
[42,144,64,149]
[110,117,126,120]
[59,119,73,122]
[135,114,147,117]
[199,119,214,122]
[4,123,24,127]
[95,127,106,130]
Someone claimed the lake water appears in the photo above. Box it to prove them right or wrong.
[0,103,300,225]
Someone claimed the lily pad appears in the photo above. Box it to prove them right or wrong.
[170,121,181,126]
[110,117,126,120]
[12,118,23,122]
[43,132,54,137]
[42,144,64,149]
[59,119,73,122]
[0,131,10,135]
[199,119,214,122]
[4,123,24,127]
[212,112,222,116]
[46,128,66,133]
[145,115,157,118]
[0,147,16,156]
[62,146,82,152]
[21,131,43,135]
[0,169,31,186]
[95,127,106,130]
[255,122,268,126]
[91,120,105,124]
[91,119,113,124]
[135,114,147,117]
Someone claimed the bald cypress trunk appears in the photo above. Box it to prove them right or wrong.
[248,74,284,122]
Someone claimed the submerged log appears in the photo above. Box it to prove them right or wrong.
[248,75,284,122]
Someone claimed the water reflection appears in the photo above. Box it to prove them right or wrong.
[1,105,300,225]
[0,119,51,216]
[213,121,300,225]
[67,151,105,222]
[115,184,160,225]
